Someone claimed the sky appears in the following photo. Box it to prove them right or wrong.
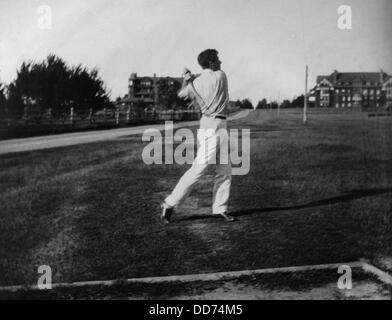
[0,0,391,103]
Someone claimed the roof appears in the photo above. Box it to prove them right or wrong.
[316,71,391,85]
[129,73,182,84]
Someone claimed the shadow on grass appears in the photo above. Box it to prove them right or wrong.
[176,186,392,222]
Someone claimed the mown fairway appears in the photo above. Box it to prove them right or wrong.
[0,109,391,287]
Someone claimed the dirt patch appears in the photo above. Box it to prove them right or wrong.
[172,280,391,300]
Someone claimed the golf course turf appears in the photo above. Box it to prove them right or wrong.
[0,109,391,294]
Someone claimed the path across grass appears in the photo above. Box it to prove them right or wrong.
[0,110,251,154]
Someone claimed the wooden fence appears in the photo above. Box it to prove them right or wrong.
[0,107,201,139]
[0,107,201,128]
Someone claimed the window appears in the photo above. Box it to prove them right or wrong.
[348,103,352,107]
[363,89,368,95]
[141,80,152,87]
[335,89,339,93]
[387,87,392,99]
[342,89,346,93]
[370,89,374,95]
[336,103,339,108]
[348,96,351,101]
[376,90,381,95]
[342,96,346,101]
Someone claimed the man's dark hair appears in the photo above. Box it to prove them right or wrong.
[197,49,218,69]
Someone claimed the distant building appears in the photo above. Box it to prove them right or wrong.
[311,70,392,109]
[116,73,183,111]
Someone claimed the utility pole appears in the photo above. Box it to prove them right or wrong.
[303,65,308,124]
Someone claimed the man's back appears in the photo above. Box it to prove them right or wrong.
[181,69,229,116]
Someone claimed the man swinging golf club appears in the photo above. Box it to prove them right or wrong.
[161,49,235,223]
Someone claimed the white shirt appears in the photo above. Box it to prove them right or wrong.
[178,69,229,116]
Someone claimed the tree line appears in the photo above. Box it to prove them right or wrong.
[237,95,306,110]
[0,54,111,117]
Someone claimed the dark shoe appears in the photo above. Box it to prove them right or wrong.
[161,202,174,224]
[215,212,236,222]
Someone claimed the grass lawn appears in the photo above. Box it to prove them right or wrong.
[0,109,391,287]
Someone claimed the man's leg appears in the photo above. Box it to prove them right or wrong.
[212,123,232,216]
[165,129,218,209]
[212,161,232,214]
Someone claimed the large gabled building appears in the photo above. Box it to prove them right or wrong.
[311,70,392,109]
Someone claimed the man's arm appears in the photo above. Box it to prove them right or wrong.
[177,73,207,113]
[178,78,191,99]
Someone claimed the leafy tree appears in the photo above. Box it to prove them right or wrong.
[67,63,111,111]
[241,98,253,109]
[280,99,291,109]
[0,81,6,111]
[235,99,242,108]
[256,98,267,109]
[5,83,24,117]
[6,54,111,116]
[291,95,305,108]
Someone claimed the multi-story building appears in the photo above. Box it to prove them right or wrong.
[311,70,392,109]
[117,73,183,110]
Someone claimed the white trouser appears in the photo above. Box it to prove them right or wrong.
[165,116,232,214]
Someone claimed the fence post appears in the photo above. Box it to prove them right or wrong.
[23,106,28,125]
[70,107,74,126]
[89,108,93,124]
[126,106,130,122]
[115,106,120,125]
[5,108,10,127]
[48,108,52,125]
